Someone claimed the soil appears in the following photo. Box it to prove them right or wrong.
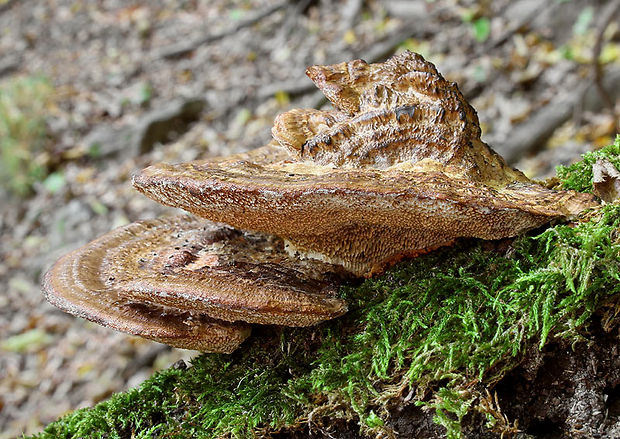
[273,315,620,439]
[0,0,618,437]
[494,320,620,439]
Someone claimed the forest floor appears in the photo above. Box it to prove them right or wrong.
[0,0,619,438]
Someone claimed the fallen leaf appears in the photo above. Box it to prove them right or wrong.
[593,158,620,203]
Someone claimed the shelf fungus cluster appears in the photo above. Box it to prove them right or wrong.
[43,51,598,353]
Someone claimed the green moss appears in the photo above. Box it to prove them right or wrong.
[31,140,620,439]
[0,75,55,196]
[556,134,620,192]
[36,368,186,438]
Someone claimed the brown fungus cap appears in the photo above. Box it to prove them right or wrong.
[133,51,598,277]
[43,216,346,352]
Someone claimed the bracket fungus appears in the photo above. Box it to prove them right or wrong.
[134,51,597,277]
[44,51,598,353]
[43,216,346,352]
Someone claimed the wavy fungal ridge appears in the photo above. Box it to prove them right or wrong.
[42,218,252,352]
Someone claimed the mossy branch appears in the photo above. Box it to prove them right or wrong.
[32,136,620,439]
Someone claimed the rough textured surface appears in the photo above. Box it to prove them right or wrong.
[42,218,250,353]
[492,325,620,439]
[135,149,597,276]
[42,216,346,352]
[277,52,526,186]
[134,52,598,276]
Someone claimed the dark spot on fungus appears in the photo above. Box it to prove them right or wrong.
[395,105,416,122]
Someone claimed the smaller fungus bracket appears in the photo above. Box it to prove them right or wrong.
[105,216,347,326]
[43,216,347,352]
[42,232,250,353]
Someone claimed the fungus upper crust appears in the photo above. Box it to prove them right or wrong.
[43,218,251,352]
[108,217,346,326]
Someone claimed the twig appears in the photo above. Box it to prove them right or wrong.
[486,1,553,51]
[592,0,620,133]
[494,89,583,163]
[494,67,620,163]
[0,0,18,14]
[340,0,364,34]
[154,1,288,60]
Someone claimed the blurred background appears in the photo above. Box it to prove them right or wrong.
[0,0,618,437]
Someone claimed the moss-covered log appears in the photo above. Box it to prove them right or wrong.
[31,137,620,439]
